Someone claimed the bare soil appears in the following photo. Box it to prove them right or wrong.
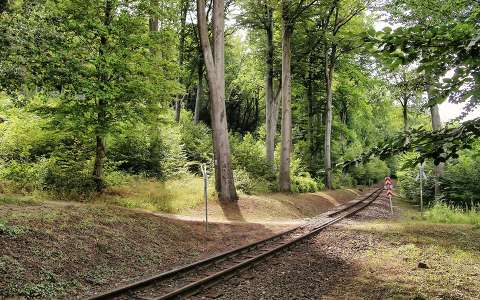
[182,189,363,223]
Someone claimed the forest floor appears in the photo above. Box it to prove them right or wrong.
[0,200,290,299]
[191,195,480,300]
[1,191,479,299]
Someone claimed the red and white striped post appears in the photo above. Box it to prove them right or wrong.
[385,176,394,214]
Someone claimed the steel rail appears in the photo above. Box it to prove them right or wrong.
[87,188,382,300]
[150,188,383,300]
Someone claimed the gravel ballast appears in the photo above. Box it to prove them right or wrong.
[190,193,400,300]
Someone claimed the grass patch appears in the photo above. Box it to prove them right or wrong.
[6,209,60,223]
[423,202,480,227]
[0,194,40,205]
[0,220,27,237]
[98,175,215,213]
[345,221,480,299]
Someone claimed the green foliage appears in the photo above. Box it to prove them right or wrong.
[0,220,26,237]
[399,144,480,208]
[292,172,321,193]
[0,102,97,195]
[440,142,480,207]
[179,112,212,165]
[341,118,480,173]
[0,0,182,190]
[230,133,273,179]
[350,158,390,186]
[229,133,279,193]
[109,119,188,180]
[333,171,355,188]
[0,0,476,201]
[373,0,479,108]
[397,159,436,206]
[233,168,256,195]
[0,102,52,162]
[41,145,96,196]
[424,202,480,226]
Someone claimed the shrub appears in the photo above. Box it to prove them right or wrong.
[439,143,480,208]
[0,108,52,162]
[230,133,274,179]
[179,113,213,165]
[0,160,45,193]
[397,162,436,206]
[233,168,256,194]
[424,202,480,226]
[1,138,100,197]
[397,145,480,209]
[40,145,97,196]
[351,158,390,186]
[109,122,188,180]
[333,171,355,188]
[292,172,319,193]
[233,168,272,194]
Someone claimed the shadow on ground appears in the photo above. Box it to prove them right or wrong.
[219,201,246,222]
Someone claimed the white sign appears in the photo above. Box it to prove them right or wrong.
[415,164,427,181]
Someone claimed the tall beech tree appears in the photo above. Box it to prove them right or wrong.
[237,0,281,167]
[317,0,370,189]
[264,2,281,167]
[279,0,320,192]
[175,0,190,122]
[389,67,424,143]
[197,0,238,202]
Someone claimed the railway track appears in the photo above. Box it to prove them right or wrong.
[87,188,384,300]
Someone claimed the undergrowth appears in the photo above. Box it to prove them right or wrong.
[98,175,215,213]
[0,194,40,206]
[0,220,27,237]
[424,202,480,227]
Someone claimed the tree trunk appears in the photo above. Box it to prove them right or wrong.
[0,0,9,13]
[402,101,409,132]
[324,65,334,189]
[279,6,293,192]
[175,100,181,122]
[402,100,410,144]
[194,58,203,124]
[175,0,189,123]
[323,41,336,190]
[430,103,444,196]
[93,0,113,192]
[306,69,314,156]
[93,133,106,191]
[197,0,237,202]
[264,4,277,166]
[149,0,159,54]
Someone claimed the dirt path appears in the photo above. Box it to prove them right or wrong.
[150,211,306,226]
[192,196,480,300]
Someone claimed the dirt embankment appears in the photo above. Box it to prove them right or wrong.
[0,202,288,299]
[175,188,364,224]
